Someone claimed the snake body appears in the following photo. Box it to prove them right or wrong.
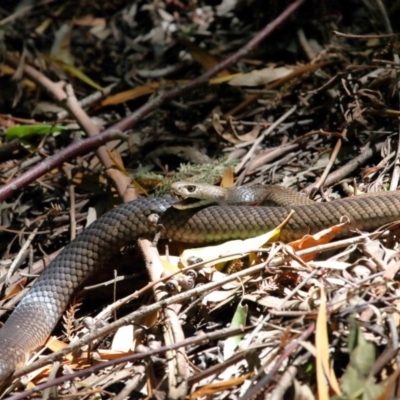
[1,189,400,381]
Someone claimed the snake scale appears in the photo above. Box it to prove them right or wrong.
[1,187,400,381]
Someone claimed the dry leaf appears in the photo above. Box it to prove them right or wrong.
[316,287,341,397]
[50,23,74,65]
[289,220,350,261]
[221,167,234,188]
[178,38,231,77]
[229,66,293,87]
[111,325,134,352]
[212,113,261,144]
[190,373,253,398]
[180,210,293,270]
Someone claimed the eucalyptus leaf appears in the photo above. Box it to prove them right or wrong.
[6,124,69,139]
[223,303,247,360]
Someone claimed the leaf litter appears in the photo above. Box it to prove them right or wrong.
[1,1,400,399]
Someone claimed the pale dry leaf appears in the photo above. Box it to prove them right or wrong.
[180,223,283,270]
[216,0,238,16]
[244,294,310,311]
[229,66,293,87]
[85,207,97,228]
[311,260,350,270]
[112,325,134,352]
[50,23,74,65]
[292,377,316,400]
[202,286,240,305]
[316,287,342,397]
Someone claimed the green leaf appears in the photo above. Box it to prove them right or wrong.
[340,321,383,400]
[362,382,383,400]
[223,303,247,360]
[351,333,375,376]
[61,63,104,91]
[6,124,69,139]
[52,59,105,91]
[347,316,359,352]
[341,365,364,398]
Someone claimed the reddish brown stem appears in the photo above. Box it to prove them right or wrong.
[0,130,125,201]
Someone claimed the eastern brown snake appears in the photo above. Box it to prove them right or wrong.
[0,186,399,381]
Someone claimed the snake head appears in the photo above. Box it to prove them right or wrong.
[170,181,225,210]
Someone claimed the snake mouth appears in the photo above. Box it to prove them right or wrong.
[171,187,200,208]
[171,191,215,210]
[171,190,186,202]
[172,195,204,209]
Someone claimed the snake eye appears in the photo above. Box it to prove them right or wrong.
[186,185,196,193]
